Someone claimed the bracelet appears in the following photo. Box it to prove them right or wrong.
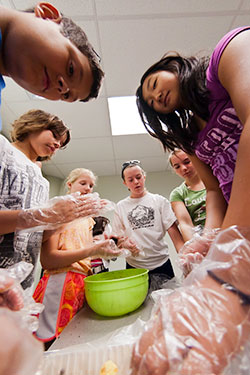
[207,270,250,305]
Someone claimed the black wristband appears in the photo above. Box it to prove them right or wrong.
[207,270,250,305]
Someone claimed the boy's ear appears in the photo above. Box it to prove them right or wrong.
[34,2,62,24]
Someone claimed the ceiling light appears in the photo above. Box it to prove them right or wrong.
[108,96,147,135]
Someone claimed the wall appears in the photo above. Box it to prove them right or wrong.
[44,174,65,198]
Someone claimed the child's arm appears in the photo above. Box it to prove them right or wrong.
[189,155,227,231]
[0,194,100,235]
[0,210,21,235]
[167,222,184,253]
[171,201,195,242]
[40,232,121,270]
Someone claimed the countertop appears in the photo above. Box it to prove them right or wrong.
[50,296,154,350]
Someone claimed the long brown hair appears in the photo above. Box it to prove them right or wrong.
[136,53,210,154]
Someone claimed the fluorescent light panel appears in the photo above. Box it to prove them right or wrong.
[108,96,147,135]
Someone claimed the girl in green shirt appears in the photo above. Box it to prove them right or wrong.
[169,149,206,242]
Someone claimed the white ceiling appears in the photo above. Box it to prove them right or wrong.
[1,0,250,179]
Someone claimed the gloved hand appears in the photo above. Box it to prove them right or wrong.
[91,238,123,259]
[0,308,43,375]
[178,227,220,276]
[17,192,104,231]
[117,237,141,257]
[0,272,24,311]
[130,226,250,375]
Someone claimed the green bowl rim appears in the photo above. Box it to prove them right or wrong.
[84,268,149,283]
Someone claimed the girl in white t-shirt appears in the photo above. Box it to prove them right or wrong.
[113,160,184,282]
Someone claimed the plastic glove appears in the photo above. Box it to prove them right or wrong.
[91,238,123,259]
[16,192,103,232]
[131,279,250,375]
[0,272,23,311]
[178,227,220,276]
[0,308,43,375]
[117,237,141,257]
[130,226,250,375]
[0,263,44,332]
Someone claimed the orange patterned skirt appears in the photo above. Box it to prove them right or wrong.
[33,271,86,342]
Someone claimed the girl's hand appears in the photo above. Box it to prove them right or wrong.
[118,237,141,257]
[0,275,24,311]
[0,309,43,375]
[92,239,122,258]
[17,193,102,231]
[130,277,250,375]
[178,228,220,276]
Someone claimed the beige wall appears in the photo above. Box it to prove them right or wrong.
[44,174,65,199]
[95,170,182,203]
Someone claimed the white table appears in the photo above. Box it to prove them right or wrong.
[50,296,154,350]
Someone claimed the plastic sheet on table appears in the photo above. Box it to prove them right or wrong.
[40,318,146,375]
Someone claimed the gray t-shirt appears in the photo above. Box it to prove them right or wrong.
[0,135,49,290]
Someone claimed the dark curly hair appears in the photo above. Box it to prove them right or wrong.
[136,53,210,154]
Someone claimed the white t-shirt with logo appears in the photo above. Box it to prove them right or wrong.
[0,135,49,290]
[112,192,177,270]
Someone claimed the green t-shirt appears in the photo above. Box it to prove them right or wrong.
[170,182,206,227]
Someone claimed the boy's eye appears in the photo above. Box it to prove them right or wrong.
[69,62,74,76]
[153,79,157,89]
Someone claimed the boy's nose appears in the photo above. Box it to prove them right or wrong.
[57,76,69,94]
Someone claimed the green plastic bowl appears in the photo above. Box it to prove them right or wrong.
[84,268,149,317]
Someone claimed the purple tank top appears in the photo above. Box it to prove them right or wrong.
[195,27,250,203]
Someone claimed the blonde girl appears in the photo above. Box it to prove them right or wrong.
[33,168,120,345]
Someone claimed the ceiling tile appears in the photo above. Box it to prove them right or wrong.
[12,0,94,16]
[52,137,114,164]
[113,134,165,159]
[95,0,242,16]
[100,16,234,97]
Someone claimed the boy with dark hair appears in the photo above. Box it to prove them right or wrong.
[0,2,104,129]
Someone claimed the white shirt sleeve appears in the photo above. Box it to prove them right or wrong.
[160,196,177,232]
[112,206,126,236]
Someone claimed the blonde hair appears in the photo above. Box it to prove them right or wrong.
[11,109,70,161]
[65,168,97,193]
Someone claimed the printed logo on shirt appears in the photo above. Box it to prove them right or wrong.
[128,205,154,229]
[184,196,206,207]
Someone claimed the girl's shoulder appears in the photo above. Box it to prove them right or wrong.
[0,134,9,146]
[208,27,250,83]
